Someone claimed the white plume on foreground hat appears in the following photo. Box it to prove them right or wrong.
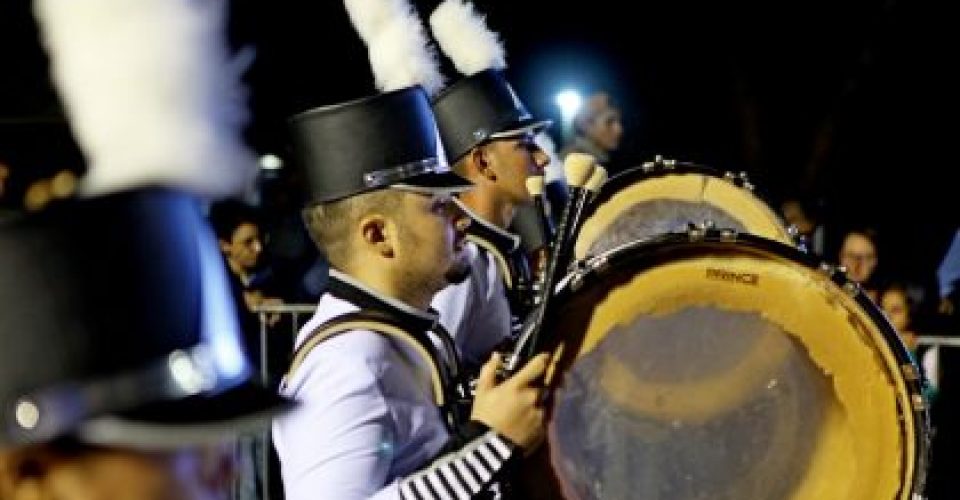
[34,0,255,198]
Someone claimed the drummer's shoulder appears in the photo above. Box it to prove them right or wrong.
[283,328,396,394]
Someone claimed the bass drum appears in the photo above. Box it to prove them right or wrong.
[574,158,795,260]
[522,231,929,500]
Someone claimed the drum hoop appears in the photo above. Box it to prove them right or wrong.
[558,229,931,495]
[587,163,755,221]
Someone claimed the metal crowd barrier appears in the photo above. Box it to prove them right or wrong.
[236,304,316,500]
[255,304,315,384]
[917,336,960,348]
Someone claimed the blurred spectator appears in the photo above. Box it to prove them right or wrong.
[936,229,960,317]
[560,91,623,165]
[839,227,881,301]
[781,197,826,256]
[209,200,286,379]
[209,200,282,310]
[881,283,939,398]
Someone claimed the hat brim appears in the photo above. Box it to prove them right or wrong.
[392,169,474,196]
[489,119,553,140]
[75,381,294,449]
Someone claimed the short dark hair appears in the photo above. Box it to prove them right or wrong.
[843,226,880,252]
[208,200,259,242]
[882,282,914,305]
[301,190,403,271]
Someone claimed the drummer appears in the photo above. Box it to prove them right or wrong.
[273,1,549,497]
[428,1,552,373]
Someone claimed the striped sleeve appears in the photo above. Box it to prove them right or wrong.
[398,431,517,500]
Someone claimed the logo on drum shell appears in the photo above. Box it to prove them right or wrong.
[705,268,760,286]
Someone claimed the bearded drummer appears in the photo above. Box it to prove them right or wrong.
[272,1,549,498]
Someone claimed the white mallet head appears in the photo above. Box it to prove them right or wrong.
[563,153,597,188]
[525,175,545,197]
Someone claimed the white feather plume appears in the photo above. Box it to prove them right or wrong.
[342,0,403,45]
[429,0,506,75]
[344,0,444,96]
[34,0,256,199]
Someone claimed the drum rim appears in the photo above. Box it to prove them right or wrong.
[556,229,932,496]
[576,161,794,258]
[586,161,760,222]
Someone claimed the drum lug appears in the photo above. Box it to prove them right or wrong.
[902,363,921,382]
[592,254,611,274]
[720,228,738,241]
[569,272,585,292]
[818,262,837,276]
[642,155,676,173]
[911,393,927,411]
[842,281,860,297]
[687,226,706,241]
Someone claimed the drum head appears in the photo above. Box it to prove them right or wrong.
[541,237,924,499]
[575,169,794,259]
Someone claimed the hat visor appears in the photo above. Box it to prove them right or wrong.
[75,381,294,449]
[391,169,474,196]
[489,118,553,140]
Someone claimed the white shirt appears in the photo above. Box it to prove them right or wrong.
[432,241,513,373]
[273,275,450,500]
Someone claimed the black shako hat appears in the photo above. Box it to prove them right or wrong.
[0,188,290,449]
[289,86,472,204]
[431,69,551,163]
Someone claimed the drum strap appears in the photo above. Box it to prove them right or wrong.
[467,234,535,333]
[468,234,516,290]
[284,311,454,423]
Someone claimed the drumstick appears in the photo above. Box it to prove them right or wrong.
[525,175,555,246]
[505,154,596,373]
[584,164,608,198]
[567,165,607,248]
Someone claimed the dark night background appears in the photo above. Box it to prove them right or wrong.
[2,0,956,282]
[2,0,960,495]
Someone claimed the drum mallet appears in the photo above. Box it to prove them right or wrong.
[525,175,556,247]
[567,165,608,249]
[505,153,597,373]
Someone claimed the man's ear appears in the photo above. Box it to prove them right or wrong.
[469,146,496,182]
[359,213,395,258]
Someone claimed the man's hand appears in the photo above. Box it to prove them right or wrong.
[470,352,550,454]
[245,291,284,326]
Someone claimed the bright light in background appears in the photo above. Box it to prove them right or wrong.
[555,90,583,141]
[259,154,282,170]
[555,90,583,120]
